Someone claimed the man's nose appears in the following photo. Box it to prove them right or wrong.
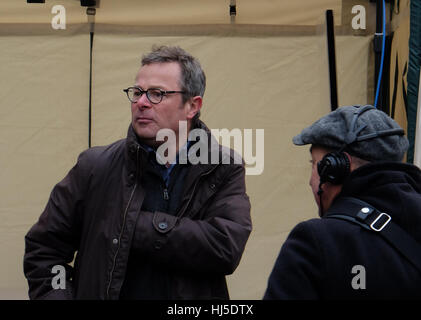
[135,92,152,108]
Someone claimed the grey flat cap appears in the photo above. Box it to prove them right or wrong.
[293,105,409,161]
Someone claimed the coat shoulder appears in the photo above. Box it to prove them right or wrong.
[76,139,126,167]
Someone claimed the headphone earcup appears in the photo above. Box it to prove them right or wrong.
[317,152,350,185]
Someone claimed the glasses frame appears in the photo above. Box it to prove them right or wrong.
[123,86,186,104]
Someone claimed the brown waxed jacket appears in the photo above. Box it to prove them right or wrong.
[23,121,252,300]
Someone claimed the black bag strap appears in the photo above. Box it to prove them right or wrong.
[325,197,421,275]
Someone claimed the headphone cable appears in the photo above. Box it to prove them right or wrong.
[318,182,324,217]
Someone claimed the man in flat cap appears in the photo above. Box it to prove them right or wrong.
[264,105,421,299]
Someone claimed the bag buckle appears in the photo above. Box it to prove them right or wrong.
[370,212,391,232]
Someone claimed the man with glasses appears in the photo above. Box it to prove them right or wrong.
[24,45,252,300]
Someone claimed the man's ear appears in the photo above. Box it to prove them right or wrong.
[186,96,202,120]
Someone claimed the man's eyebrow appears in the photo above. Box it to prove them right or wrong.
[133,85,164,90]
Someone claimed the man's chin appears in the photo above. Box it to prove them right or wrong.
[132,123,155,137]
[134,131,160,147]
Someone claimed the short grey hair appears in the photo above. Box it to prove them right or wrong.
[141,45,206,125]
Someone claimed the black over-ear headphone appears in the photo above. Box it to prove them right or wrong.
[317,105,405,186]
[317,152,350,185]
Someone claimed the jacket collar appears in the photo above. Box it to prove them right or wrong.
[124,121,222,174]
[338,161,421,238]
[125,125,149,176]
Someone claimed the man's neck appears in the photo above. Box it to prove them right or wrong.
[139,135,190,167]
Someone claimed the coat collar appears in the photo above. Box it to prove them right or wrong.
[338,162,421,235]
[125,120,226,169]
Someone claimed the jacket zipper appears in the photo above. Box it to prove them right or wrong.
[168,164,219,299]
[106,145,139,299]
[163,188,169,200]
[177,164,219,218]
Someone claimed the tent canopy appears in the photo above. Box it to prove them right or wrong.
[0,0,412,299]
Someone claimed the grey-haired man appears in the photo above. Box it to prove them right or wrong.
[24,46,252,300]
[264,105,421,299]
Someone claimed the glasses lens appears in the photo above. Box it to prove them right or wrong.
[147,89,163,104]
[126,88,142,102]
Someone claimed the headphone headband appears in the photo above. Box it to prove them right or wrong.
[356,128,405,142]
[344,105,404,146]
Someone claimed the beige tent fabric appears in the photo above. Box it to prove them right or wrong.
[0,0,341,26]
[94,0,342,26]
[0,0,86,24]
[0,32,89,298]
[1,0,372,300]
